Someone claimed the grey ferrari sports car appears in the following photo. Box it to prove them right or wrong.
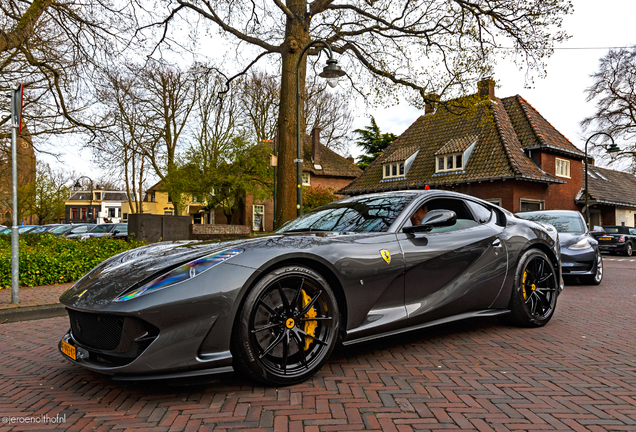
[59,190,563,385]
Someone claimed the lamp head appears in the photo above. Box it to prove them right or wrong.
[607,143,620,154]
[74,180,82,189]
[319,58,346,88]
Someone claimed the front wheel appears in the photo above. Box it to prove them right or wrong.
[505,249,559,327]
[232,265,340,386]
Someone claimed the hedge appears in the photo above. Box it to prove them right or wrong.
[0,234,144,288]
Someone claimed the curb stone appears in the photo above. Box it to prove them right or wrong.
[0,304,66,323]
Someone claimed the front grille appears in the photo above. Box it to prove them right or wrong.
[68,309,124,351]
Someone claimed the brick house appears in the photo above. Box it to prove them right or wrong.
[576,165,636,227]
[340,79,586,214]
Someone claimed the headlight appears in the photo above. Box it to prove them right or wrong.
[115,248,243,302]
[568,238,592,250]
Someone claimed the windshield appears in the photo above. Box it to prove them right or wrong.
[517,212,585,234]
[89,224,115,233]
[278,193,417,233]
[50,225,71,234]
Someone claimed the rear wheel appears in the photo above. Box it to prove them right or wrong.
[580,252,603,285]
[232,265,339,386]
[625,243,633,257]
[505,249,558,327]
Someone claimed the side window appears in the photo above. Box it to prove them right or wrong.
[74,226,88,234]
[466,201,493,224]
[410,198,479,233]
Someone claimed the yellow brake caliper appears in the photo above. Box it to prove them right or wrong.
[522,270,537,300]
[301,290,317,351]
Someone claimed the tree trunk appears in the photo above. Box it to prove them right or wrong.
[275,1,309,227]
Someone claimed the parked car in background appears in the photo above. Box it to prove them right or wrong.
[64,224,97,239]
[27,224,70,234]
[592,226,636,256]
[0,225,39,235]
[80,223,128,240]
[516,210,603,285]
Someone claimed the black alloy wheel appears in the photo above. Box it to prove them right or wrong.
[506,249,558,327]
[581,252,603,285]
[233,265,339,386]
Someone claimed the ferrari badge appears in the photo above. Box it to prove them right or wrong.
[380,250,391,264]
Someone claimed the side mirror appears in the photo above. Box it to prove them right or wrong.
[403,209,457,234]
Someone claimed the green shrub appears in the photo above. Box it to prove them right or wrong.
[0,234,145,288]
[302,186,339,213]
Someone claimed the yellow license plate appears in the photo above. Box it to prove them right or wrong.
[61,340,76,360]
[599,237,612,241]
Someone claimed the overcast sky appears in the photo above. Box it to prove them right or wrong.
[57,0,636,182]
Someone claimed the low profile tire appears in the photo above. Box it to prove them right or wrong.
[580,252,603,285]
[625,243,633,257]
[232,265,340,386]
[505,249,558,327]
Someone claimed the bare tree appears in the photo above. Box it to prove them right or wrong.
[239,69,353,153]
[147,0,572,225]
[0,0,139,146]
[582,47,636,172]
[93,65,153,214]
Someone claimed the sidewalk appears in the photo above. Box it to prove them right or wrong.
[0,283,72,323]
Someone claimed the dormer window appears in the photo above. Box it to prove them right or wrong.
[381,146,419,180]
[434,135,477,174]
[383,162,405,178]
[436,153,464,172]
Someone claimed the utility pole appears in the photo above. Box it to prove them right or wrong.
[10,83,24,304]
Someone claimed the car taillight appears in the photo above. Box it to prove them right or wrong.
[619,236,626,242]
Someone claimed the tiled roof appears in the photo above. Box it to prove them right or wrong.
[340,94,565,195]
[302,136,362,178]
[501,96,584,157]
[577,165,636,209]
[103,192,128,202]
[435,134,478,155]
[382,145,419,163]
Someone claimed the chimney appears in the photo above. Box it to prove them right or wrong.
[312,127,321,166]
[478,77,495,100]
[425,93,440,115]
[347,156,354,163]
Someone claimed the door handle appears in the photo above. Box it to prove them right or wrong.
[492,239,502,247]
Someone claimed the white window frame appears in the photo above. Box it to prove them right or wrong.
[253,205,265,231]
[301,172,311,186]
[164,210,174,215]
[382,162,405,179]
[555,158,571,178]
[435,152,464,173]
[520,198,545,212]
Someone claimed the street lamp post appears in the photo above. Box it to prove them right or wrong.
[296,40,346,217]
[74,176,94,224]
[584,132,620,229]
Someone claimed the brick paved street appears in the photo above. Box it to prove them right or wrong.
[1,259,635,431]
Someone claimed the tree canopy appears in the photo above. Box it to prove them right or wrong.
[354,117,397,170]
